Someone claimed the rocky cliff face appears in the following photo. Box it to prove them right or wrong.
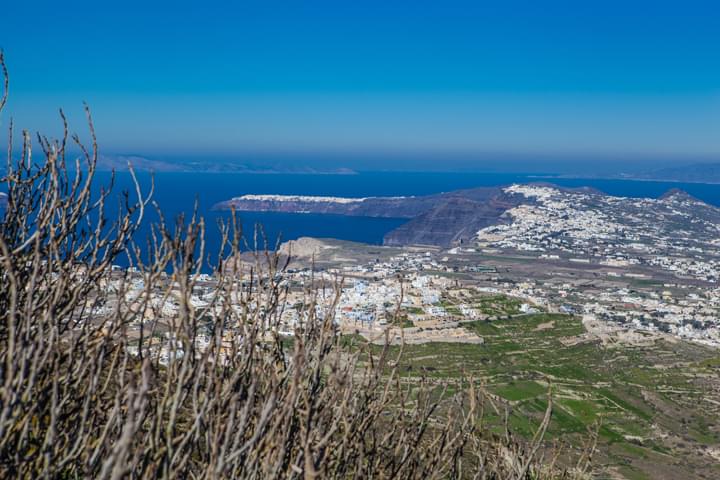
[214,195,441,218]
[383,192,518,247]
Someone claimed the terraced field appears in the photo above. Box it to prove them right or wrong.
[368,314,720,479]
[471,294,522,317]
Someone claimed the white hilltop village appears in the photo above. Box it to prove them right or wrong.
[232,194,411,204]
[96,183,720,367]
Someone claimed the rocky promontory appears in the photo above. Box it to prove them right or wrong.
[214,187,519,247]
[214,194,438,218]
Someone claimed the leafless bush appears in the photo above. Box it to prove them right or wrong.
[0,52,591,479]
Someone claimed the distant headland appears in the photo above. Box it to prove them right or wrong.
[91,155,358,175]
[535,162,720,185]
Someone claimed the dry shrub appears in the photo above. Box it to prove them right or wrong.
[0,52,592,479]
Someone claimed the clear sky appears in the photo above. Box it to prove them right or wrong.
[1,0,719,168]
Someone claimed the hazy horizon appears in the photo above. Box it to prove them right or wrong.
[6,149,720,176]
[2,1,719,169]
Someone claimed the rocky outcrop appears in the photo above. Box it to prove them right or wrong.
[659,188,703,204]
[278,237,334,258]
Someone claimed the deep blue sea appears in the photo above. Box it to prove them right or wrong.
[92,171,720,270]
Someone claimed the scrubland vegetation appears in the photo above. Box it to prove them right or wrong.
[0,52,590,479]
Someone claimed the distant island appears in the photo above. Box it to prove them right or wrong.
[537,162,720,184]
[626,162,720,183]
[93,155,358,175]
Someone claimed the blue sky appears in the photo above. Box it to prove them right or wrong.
[1,0,719,167]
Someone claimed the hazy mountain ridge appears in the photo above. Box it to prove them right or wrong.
[94,155,357,174]
[539,162,720,184]
[630,162,720,183]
